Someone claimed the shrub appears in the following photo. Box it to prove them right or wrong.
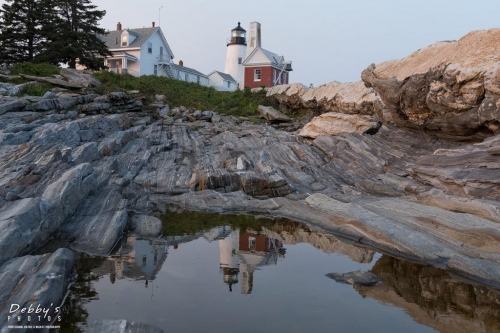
[10,62,60,77]
[92,71,276,116]
[18,83,53,96]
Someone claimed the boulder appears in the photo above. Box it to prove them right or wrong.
[130,214,163,237]
[361,28,500,140]
[326,270,381,286]
[60,68,101,87]
[155,94,167,102]
[0,99,26,115]
[299,112,381,138]
[266,81,383,117]
[19,74,84,89]
[257,105,292,123]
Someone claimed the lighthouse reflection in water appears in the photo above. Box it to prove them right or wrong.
[216,226,285,293]
[105,225,285,293]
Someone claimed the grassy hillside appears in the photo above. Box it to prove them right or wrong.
[94,71,273,116]
[1,63,276,116]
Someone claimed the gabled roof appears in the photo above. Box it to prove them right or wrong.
[171,63,207,77]
[101,27,158,49]
[207,70,237,83]
[99,27,174,58]
[243,47,285,67]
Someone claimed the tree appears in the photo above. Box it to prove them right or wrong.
[0,0,52,64]
[47,0,111,69]
[0,0,110,69]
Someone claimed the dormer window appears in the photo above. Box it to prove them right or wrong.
[121,35,127,46]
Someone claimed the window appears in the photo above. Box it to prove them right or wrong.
[185,73,189,81]
[248,237,256,250]
[238,57,242,64]
[154,65,157,75]
[227,81,230,88]
[148,42,152,53]
[254,69,261,81]
[121,35,127,46]
[197,75,200,84]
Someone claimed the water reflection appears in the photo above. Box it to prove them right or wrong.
[348,255,500,333]
[218,227,284,293]
[93,237,168,282]
[50,211,500,333]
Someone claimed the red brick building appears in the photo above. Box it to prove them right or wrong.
[242,47,291,89]
[224,21,292,89]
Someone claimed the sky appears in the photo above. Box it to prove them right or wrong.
[2,0,500,85]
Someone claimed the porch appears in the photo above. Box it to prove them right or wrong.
[105,52,139,77]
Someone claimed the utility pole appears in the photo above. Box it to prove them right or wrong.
[159,6,163,27]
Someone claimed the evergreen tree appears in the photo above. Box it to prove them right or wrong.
[48,0,111,69]
[0,0,110,69]
[0,0,51,64]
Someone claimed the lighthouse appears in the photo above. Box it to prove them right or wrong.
[224,22,247,88]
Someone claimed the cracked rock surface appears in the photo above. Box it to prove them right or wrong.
[1,73,500,328]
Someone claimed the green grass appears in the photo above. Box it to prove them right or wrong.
[93,71,275,116]
[10,62,60,77]
[0,76,28,84]
[17,82,53,96]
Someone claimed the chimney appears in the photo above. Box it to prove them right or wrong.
[117,22,122,30]
[152,21,155,28]
[246,22,261,59]
[179,60,183,66]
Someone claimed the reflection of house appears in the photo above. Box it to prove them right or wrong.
[218,228,284,294]
[94,235,168,282]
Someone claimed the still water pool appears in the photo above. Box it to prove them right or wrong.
[51,211,500,333]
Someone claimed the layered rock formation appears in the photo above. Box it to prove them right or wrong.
[0,248,75,329]
[299,112,381,138]
[362,28,500,140]
[269,29,500,141]
[266,81,381,116]
[2,29,500,329]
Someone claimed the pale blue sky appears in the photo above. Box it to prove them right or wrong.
[2,0,499,85]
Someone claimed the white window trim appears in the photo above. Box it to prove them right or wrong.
[254,68,261,81]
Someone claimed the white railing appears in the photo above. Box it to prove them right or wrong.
[157,54,170,63]
[107,68,139,77]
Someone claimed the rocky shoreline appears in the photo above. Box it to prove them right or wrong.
[1,28,500,332]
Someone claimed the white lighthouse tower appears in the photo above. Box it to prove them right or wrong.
[224,22,247,88]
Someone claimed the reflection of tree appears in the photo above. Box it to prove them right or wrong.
[56,252,106,333]
[356,255,500,333]
[161,207,310,236]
